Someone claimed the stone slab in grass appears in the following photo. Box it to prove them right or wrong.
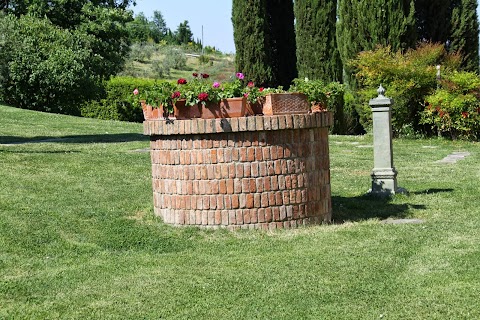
[436,151,471,164]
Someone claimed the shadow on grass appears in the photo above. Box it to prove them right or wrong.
[332,194,427,223]
[0,133,148,145]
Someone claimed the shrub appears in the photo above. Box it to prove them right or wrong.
[0,14,101,115]
[421,71,480,140]
[350,43,461,135]
[81,76,157,122]
[290,79,348,134]
[162,47,187,71]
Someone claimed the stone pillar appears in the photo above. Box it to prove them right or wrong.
[369,85,400,195]
[143,112,333,230]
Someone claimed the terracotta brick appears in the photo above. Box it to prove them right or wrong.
[239,147,248,162]
[219,180,227,194]
[242,178,250,193]
[263,177,271,191]
[235,163,244,178]
[195,210,202,224]
[234,178,242,194]
[216,195,225,209]
[253,193,261,208]
[255,178,264,193]
[214,210,222,225]
[273,207,280,221]
[251,162,259,177]
[275,192,283,205]
[243,163,251,177]
[236,210,244,225]
[271,176,279,191]
[274,160,282,175]
[232,194,240,209]
[248,208,258,224]
[243,209,251,224]
[258,162,267,177]
[246,194,254,209]
[258,208,265,223]
[262,147,271,160]
[278,175,286,190]
[222,211,229,225]
[239,194,246,209]
[265,208,272,222]
[261,193,269,208]
[210,196,217,210]
[267,161,275,175]
[226,179,234,194]
[224,196,232,209]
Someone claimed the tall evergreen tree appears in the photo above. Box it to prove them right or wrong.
[295,0,342,82]
[449,0,479,72]
[415,0,453,43]
[337,0,416,83]
[267,0,297,87]
[232,0,296,87]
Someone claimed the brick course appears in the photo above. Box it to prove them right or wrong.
[144,113,333,230]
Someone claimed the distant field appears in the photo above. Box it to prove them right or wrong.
[1,104,479,319]
[120,44,236,81]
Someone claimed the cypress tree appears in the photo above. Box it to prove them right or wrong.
[295,0,342,82]
[337,0,416,83]
[267,0,297,88]
[232,0,296,87]
[449,0,479,72]
[415,0,453,43]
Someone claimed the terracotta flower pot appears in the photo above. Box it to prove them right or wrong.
[173,99,201,120]
[202,97,247,119]
[141,100,164,120]
[262,93,310,115]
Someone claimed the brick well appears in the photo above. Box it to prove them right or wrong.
[143,113,333,230]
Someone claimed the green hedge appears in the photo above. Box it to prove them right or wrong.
[81,76,158,122]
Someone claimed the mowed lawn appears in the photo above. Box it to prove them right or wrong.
[1,104,479,319]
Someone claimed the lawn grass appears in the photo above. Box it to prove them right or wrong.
[1,104,479,319]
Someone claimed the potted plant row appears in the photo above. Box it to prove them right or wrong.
[134,73,329,121]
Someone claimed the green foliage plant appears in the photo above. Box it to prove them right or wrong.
[81,76,156,122]
[421,71,480,140]
[350,43,462,134]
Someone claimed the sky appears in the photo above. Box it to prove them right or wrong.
[129,0,235,53]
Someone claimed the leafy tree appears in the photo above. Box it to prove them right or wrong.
[449,0,479,72]
[295,0,342,82]
[337,0,416,85]
[127,12,152,43]
[175,20,193,45]
[150,10,168,42]
[232,0,296,87]
[0,14,101,115]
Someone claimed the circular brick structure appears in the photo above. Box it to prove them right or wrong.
[143,113,333,230]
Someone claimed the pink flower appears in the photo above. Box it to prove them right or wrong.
[236,72,244,80]
[177,78,187,85]
[171,91,181,99]
[247,81,254,88]
[198,92,209,101]
[243,93,249,97]
[133,88,139,95]
[212,82,220,88]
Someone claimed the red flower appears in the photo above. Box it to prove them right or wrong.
[171,91,181,99]
[259,87,264,92]
[247,81,254,88]
[192,73,198,77]
[201,73,210,79]
[461,111,469,118]
[177,78,187,85]
[198,92,209,101]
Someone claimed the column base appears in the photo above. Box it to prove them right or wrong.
[369,168,405,195]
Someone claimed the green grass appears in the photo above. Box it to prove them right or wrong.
[1,104,479,319]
